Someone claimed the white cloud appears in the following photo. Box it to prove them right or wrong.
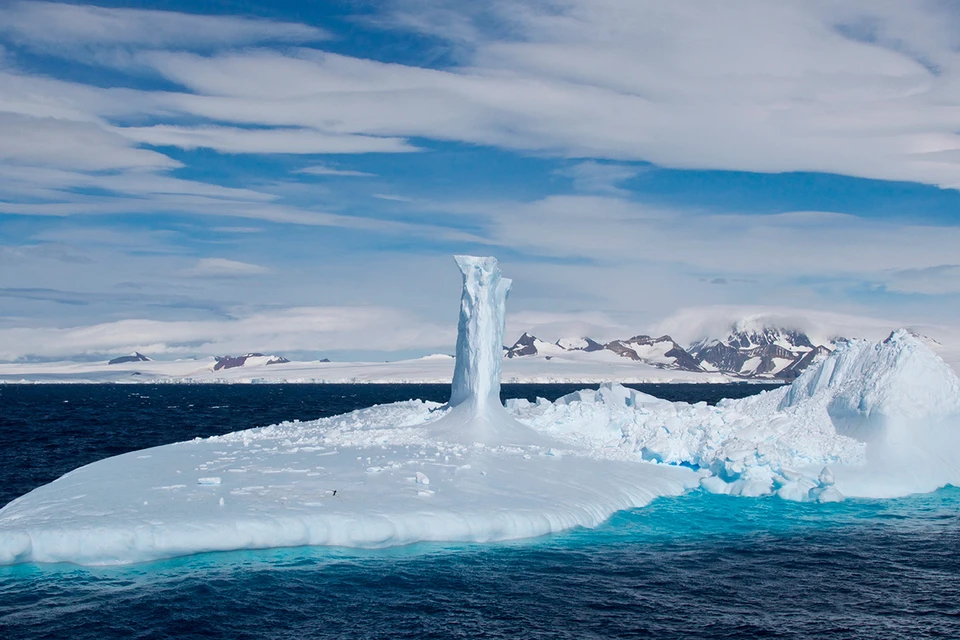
[185,258,270,278]
[107,1,960,189]
[650,305,906,347]
[0,113,179,171]
[5,1,960,222]
[372,193,415,202]
[0,1,327,51]
[505,310,629,344]
[0,306,454,361]
[883,265,960,295]
[5,2,960,190]
[0,1,959,359]
[211,226,263,234]
[556,161,643,195]
[296,164,377,177]
[433,194,960,277]
[115,125,416,155]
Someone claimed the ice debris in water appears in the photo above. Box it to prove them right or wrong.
[0,262,959,565]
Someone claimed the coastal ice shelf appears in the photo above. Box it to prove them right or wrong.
[1,257,960,566]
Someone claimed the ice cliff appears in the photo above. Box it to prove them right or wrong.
[0,259,958,566]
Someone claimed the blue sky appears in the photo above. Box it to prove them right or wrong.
[1,0,959,361]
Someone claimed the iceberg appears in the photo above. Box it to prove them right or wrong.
[1,257,959,566]
[510,329,960,500]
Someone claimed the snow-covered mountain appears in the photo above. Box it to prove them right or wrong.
[689,328,841,379]
[504,326,843,379]
[603,335,702,371]
[212,353,291,371]
[555,336,605,352]
[107,352,152,365]
[504,333,566,358]
[504,332,702,372]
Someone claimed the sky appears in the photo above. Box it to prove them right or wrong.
[1,0,959,362]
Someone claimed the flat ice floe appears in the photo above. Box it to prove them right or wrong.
[1,257,959,566]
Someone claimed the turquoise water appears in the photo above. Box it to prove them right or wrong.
[1,384,957,638]
[4,490,959,639]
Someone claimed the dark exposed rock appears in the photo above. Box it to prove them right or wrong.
[690,329,840,379]
[555,337,605,352]
[502,326,842,379]
[214,353,290,371]
[108,352,151,365]
[603,335,703,371]
[505,333,540,358]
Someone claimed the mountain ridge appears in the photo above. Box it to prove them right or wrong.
[505,326,844,379]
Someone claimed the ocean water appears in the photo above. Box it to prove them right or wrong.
[1,384,958,639]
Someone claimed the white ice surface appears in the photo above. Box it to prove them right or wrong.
[0,401,696,566]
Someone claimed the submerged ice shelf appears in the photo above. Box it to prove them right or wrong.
[1,258,959,566]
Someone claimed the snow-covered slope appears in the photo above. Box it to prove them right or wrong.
[2,256,960,566]
[213,353,290,371]
[504,326,842,380]
[555,336,604,352]
[0,352,737,384]
[689,327,838,379]
[604,335,702,371]
[504,332,567,358]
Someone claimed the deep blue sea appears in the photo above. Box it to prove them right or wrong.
[1,383,958,640]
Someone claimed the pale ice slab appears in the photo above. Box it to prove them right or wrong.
[0,401,696,565]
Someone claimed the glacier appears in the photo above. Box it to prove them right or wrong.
[1,257,959,566]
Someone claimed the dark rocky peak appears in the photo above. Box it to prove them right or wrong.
[505,333,538,358]
[213,353,290,371]
[108,352,151,365]
[777,345,833,380]
[603,335,702,371]
[689,324,843,379]
[555,336,605,352]
[726,328,814,350]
